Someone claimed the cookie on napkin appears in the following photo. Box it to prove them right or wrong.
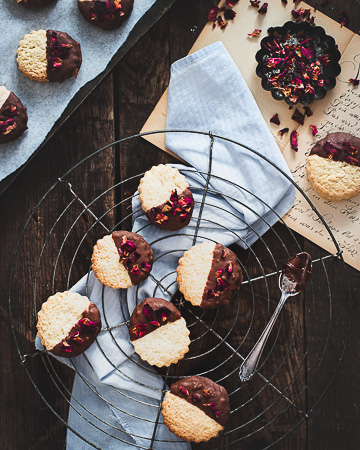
[138,164,195,231]
[37,291,101,358]
[177,241,242,309]
[129,297,190,367]
[17,29,82,82]
[91,230,154,289]
[0,86,28,144]
[162,375,230,442]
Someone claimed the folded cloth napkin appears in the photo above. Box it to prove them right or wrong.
[36,41,295,449]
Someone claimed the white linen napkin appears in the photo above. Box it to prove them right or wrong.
[36,41,296,449]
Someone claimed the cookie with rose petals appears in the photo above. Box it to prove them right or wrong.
[17,0,56,8]
[91,231,154,289]
[77,0,134,30]
[162,376,230,442]
[0,86,28,144]
[307,132,360,201]
[129,297,190,367]
[176,241,242,309]
[17,29,82,82]
[36,291,101,358]
[138,165,195,231]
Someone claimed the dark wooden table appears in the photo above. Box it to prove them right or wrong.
[1,1,359,449]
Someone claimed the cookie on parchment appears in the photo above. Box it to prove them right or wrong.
[17,29,82,82]
[78,0,134,30]
[91,231,154,289]
[176,241,242,309]
[162,375,230,442]
[307,132,360,201]
[138,165,195,231]
[36,291,101,358]
[129,297,190,367]
[17,0,56,8]
[0,86,28,144]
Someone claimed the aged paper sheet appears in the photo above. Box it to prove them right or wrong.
[141,1,360,270]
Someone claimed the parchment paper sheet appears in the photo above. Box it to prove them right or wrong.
[141,0,360,270]
[0,0,157,181]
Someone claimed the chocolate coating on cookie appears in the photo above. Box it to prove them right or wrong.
[112,230,153,285]
[310,132,360,167]
[129,297,181,341]
[78,0,134,30]
[201,244,242,309]
[170,376,230,427]
[18,0,56,8]
[46,30,82,82]
[146,188,195,231]
[51,302,101,358]
[0,92,28,144]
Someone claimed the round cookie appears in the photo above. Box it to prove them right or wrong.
[129,298,190,367]
[91,230,154,289]
[162,375,230,442]
[177,241,243,309]
[36,291,101,358]
[0,86,28,144]
[17,0,57,8]
[17,29,82,82]
[138,164,194,231]
[307,132,360,201]
[78,0,134,31]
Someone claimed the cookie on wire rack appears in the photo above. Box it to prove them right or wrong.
[176,241,243,309]
[91,230,154,289]
[162,375,230,442]
[306,132,360,201]
[138,164,195,231]
[36,291,101,358]
[129,297,190,367]
[0,86,28,144]
[17,29,82,82]
[77,0,134,30]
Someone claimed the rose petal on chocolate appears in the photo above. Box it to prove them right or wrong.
[291,108,305,125]
[179,385,190,396]
[150,320,160,327]
[270,113,280,125]
[141,262,152,272]
[203,402,217,410]
[68,332,84,344]
[227,262,233,273]
[143,303,154,320]
[247,28,261,37]
[343,141,358,155]
[217,277,230,291]
[78,318,98,332]
[133,323,148,338]
[221,249,226,259]
[290,130,299,151]
[156,306,171,322]
[61,342,73,353]
[278,127,289,136]
[345,155,359,165]
[2,105,18,118]
[203,389,212,397]
[215,410,223,418]
[257,2,268,14]
[215,268,224,277]
[0,119,17,135]
[206,289,216,299]
[323,141,340,159]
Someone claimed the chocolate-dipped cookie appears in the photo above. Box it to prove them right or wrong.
[17,29,82,82]
[177,241,243,309]
[307,132,360,201]
[129,298,190,367]
[36,291,101,358]
[162,375,230,442]
[0,86,28,144]
[17,0,56,8]
[138,164,194,231]
[91,231,154,289]
[77,0,134,30]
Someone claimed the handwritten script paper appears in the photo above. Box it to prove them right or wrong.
[141,1,360,270]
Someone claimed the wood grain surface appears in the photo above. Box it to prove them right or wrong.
[0,1,359,449]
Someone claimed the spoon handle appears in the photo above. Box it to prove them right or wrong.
[239,291,288,382]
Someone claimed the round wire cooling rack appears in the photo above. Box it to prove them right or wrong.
[8,130,352,449]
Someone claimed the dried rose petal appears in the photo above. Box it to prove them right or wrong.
[141,262,152,272]
[343,141,358,155]
[203,389,212,397]
[248,29,261,37]
[217,16,228,29]
[249,0,260,7]
[203,402,217,410]
[226,0,239,5]
[131,264,140,274]
[323,141,340,158]
[258,2,268,14]
[61,342,73,353]
[179,385,190,395]
[2,105,18,118]
[206,289,216,299]
[278,127,289,136]
[224,9,237,20]
[345,156,359,165]
[309,125,318,136]
[192,394,200,402]
[304,106,313,117]
[339,10,348,27]
[227,262,233,273]
[133,323,148,337]
[123,240,136,252]
[150,320,160,327]
[349,78,360,86]
[215,410,223,418]
[68,332,84,344]
[270,113,280,125]
[221,249,226,258]
[156,306,171,322]
[217,277,230,291]
[208,6,220,22]
[290,130,299,151]
[291,109,305,125]
[0,119,17,135]
[78,318,98,332]
[143,303,154,320]
[215,268,224,277]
